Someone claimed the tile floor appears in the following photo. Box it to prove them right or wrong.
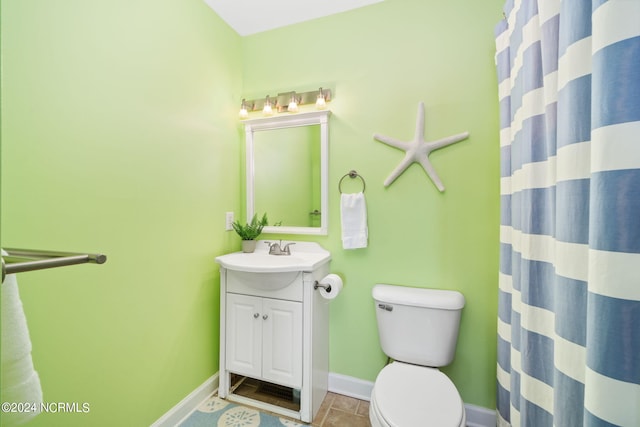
[227,376,371,426]
[311,392,371,427]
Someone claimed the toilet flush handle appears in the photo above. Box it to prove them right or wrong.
[378,304,393,312]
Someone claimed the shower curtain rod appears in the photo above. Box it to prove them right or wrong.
[1,248,107,283]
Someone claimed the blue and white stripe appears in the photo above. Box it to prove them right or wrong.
[495,0,640,425]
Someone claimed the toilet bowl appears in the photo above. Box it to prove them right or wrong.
[369,362,466,427]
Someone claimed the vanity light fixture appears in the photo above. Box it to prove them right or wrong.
[262,95,274,116]
[238,87,332,119]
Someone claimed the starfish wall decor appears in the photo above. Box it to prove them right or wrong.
[373,102,469,192]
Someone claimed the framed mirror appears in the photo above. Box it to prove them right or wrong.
[244,110,330,235]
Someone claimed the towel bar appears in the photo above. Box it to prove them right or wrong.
[1,248,107,283]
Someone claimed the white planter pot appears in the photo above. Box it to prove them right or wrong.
[242,240,257,253]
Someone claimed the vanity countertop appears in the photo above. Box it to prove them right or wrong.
[216,240,331,273]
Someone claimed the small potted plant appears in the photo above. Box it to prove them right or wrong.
[232,213,268,253]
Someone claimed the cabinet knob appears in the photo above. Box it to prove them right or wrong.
[253,313,260,319]
[262,314,268,320]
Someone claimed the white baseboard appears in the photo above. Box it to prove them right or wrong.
[328,372,496,427]
[328,372,374,401]
[465,403,497,427]
[153,371,496,427]
[150,373,218,427]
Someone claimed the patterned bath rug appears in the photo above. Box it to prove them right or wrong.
[180,396,306,427]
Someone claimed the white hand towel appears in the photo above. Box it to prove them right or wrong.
[1,251,43,425]
[340,192,368,249]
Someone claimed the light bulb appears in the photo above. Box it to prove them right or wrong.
[288,96,298,113]
[263,96,273,116]
[239,99,249,119]
[316,88,326,110]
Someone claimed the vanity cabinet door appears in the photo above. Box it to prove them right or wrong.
[226,293,262,379]
[262,298,303,388]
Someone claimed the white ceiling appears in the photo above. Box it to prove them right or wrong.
[204,0,383,36]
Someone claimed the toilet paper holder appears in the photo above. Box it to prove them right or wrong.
[313,280,332,292]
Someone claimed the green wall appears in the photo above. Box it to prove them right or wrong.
[246,0,503,409]
[1,0,502,425]
[1,0,242,425]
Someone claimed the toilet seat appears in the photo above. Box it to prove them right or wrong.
[371,362,464,427]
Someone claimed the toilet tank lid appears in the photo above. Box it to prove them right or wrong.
[373,284,465,310]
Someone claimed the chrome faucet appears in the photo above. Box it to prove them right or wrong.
[265,240,295,256]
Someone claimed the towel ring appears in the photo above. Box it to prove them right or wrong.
[338,170,366,194]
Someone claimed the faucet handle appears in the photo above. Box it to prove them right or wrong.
[283,242,296,254]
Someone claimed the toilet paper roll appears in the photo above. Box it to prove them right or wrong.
[316,274,343,300]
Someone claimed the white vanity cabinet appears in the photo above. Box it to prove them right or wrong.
[225,293,302,388]
[216,241,331,423]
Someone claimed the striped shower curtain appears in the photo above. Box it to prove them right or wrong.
[495,1,640,426]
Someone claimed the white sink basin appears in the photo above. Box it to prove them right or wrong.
[215,241,331,290]
[227,270,301,290]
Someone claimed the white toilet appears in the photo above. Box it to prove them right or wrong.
[369,284,466,427]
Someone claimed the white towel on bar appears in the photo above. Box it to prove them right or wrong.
[1,251,43,425]
[341,192,368,249]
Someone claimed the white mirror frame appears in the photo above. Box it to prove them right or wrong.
[244,110,330,235]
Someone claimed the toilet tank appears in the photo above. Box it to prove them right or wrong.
[372,284,465,367]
